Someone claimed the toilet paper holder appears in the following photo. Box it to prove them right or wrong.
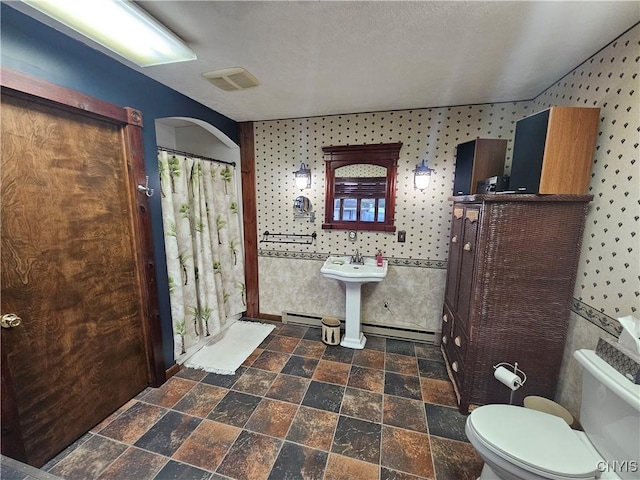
[493,362,527,405]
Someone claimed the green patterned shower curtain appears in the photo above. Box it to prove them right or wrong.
[158,150,246,359]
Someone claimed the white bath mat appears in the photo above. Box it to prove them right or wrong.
[183,320,274,375]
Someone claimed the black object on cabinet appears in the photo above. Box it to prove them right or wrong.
[509,110,550,193]
[452,139,507,195]
[509,107,599,194]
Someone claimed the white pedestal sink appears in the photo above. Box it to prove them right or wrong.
[320,255,388,349]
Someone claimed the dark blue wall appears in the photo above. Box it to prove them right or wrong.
[1,4,239,369]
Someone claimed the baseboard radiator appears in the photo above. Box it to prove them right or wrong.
[282,311,440,345]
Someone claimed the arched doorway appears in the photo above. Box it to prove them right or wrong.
[155,117,245,364]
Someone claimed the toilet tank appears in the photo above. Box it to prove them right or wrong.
[574,349,640,480]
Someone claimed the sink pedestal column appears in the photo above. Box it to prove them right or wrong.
[341,283,367,349]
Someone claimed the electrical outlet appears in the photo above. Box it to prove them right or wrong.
[398,230,406,243]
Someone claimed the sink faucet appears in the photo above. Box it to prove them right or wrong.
[350,249,364,265]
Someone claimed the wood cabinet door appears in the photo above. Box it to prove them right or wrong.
[1,75,161,467]
[444,206,465,308]
[454,206,481,330]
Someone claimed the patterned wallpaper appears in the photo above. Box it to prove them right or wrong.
[531,28,639,322]
[254,24,639,332]
[255,103,530,262]
[336,164,386,177]
[531,27,638,417]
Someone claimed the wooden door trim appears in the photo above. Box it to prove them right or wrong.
[122,108,166,387]
[1,69,135,126]
[0,68,165,387]
[239,122,259,318]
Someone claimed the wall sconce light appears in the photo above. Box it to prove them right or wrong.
[294,163,312,190]
[413,159,435,192]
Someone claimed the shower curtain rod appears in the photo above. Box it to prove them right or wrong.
[157,146,236,167]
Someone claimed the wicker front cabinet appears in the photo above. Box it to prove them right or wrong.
[441,194,592,414]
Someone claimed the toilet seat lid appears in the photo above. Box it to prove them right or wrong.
[468,405,601,479]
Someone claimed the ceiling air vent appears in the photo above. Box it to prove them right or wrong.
[202,67,260,91]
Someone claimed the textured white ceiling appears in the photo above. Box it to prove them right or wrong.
[13,1,640,122]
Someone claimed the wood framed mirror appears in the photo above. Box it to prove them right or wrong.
[322,143,401,232]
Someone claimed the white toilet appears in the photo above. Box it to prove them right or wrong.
[466,349,640,480]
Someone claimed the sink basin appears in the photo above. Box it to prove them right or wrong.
[320,255,388,349]
[320,256,388,283]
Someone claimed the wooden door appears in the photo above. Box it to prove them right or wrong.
[1,70,164,467]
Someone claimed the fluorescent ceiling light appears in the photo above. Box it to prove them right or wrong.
[21,0,197,67]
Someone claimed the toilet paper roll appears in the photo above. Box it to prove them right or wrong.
[494,366,522,391]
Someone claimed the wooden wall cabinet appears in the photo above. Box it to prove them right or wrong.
[509,106,600,194]
[452,138,507,195]
[441,194,592,413]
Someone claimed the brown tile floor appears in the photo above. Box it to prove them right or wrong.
[37,321,484,480]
